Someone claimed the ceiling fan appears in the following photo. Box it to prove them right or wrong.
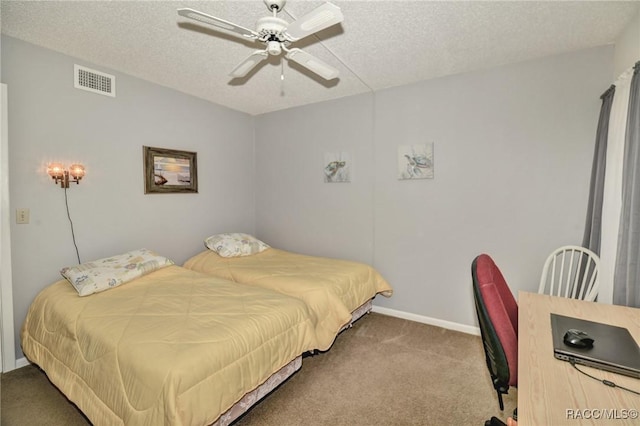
[177,0,344,81]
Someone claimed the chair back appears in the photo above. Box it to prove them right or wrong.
[472,254,518,410]
[538,245,600,302]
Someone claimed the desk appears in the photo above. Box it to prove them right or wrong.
[518,291,640,425]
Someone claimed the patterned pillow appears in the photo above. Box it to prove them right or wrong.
[61,248,174,296]
[204,233,270,258]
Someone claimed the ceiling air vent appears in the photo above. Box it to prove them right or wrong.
[74,64,116,97]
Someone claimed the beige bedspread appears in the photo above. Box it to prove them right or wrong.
[184,249,393,350]
[21,265,316,426]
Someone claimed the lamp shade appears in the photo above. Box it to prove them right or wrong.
[47,163,65,178]
[69,164,86,179]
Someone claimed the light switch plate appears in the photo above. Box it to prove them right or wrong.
[16,208,29,224]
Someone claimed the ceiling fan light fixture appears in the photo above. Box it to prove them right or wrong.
[267,41,282,55]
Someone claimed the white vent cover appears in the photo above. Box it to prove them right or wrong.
[74,64,115,97]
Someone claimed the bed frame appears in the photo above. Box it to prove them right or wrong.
[214,356,302,425]
[340,299,373,333]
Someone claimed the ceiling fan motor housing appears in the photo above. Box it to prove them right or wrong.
[256,16,290,52]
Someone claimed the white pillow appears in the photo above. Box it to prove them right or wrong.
[61,248,174,296]
[204,233,270,258]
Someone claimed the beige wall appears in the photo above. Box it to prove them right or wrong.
[614,8,640,77]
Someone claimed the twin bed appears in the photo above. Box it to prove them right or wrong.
[21,236,392,425]
[184,246,393,350]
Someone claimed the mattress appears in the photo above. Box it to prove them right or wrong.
[21,265,317,426]
[184,248,393,350]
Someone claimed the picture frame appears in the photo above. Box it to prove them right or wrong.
[323,151,352,183]
[398,143,434,180]
[143,146,198,194]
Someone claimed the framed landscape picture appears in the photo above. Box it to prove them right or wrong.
[143,146,198,194]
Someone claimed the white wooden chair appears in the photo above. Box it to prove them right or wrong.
[538,245,600,302]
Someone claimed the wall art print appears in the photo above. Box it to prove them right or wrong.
[144,146,198,194]
[324,152,351,183]
[398,143,434,180]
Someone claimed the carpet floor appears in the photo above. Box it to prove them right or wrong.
[1,313,517,425]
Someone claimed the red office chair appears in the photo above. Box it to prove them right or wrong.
[472,254,518,425]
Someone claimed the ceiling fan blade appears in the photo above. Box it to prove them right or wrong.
[285,48,339,80]
[230,50,269,78]
[283,2,344,42]
[177,8,258,40]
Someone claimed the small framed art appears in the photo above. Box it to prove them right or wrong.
[398,143,434,180]
[143,146,198,194]
[324,152,351,183]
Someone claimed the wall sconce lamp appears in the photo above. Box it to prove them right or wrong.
[47,163,86,188]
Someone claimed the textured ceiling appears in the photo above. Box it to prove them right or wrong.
[1,1,638,115]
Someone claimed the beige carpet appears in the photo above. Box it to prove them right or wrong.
[1,313,517,425]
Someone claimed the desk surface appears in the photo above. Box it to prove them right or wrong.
[518,291,640,426]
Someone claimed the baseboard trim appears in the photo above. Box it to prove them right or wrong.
[15,357,29,369]
[371,306,480,336]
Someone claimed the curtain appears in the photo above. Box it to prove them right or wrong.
[584,61,640,307]
[613,63,640,308]
[597,66,634,304]
[582,85,615,254]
